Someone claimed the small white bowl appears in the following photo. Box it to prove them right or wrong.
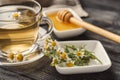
[42,8,86,38]
[55,40,111,74]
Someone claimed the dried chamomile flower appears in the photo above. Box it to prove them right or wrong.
[66,62,74,67]
[44,36,102,67]
[16,53,23,62]
[7,53,14,60]
[52,40,57,47]
[61,52,67,60]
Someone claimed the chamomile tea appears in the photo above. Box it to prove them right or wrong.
[0,5,41,53]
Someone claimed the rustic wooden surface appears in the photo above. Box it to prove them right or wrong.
[0,0,120,80]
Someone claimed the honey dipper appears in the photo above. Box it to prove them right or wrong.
[57,10,120,44]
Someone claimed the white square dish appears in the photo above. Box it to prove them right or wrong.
[55,40,111,74]
[42,8,86,38]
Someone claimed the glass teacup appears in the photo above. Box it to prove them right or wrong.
[0,0,53,62]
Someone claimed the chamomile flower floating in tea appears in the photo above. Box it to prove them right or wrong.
[12,12,21,19]
[12,12,21,18]
[44,36,102,67]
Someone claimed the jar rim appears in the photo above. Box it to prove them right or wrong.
[0,0,42,22]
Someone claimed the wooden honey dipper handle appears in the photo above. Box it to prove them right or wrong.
[57,10,120,44]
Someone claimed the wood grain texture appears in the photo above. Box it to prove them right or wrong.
[0,0,120,80]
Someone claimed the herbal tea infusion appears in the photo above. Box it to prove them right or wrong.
[0,0,53,63]
[0,5,41,53]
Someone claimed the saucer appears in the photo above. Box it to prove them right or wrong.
[0,27,47,66]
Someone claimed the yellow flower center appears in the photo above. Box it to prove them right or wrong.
[16,53,23,61]
[52,41,57,46]
[7,53,14,60]
[76,51,82,56]
[66,62,74,67]
[61,52,67,59]
[13,13,19,18]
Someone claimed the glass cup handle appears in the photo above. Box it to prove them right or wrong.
[29,17,53,55]
[39,17,53,40]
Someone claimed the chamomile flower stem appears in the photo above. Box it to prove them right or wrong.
[44,36,102,67]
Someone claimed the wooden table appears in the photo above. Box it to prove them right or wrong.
[0,0,120,80]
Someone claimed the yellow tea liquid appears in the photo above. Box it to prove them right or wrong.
[0,6,40,53]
